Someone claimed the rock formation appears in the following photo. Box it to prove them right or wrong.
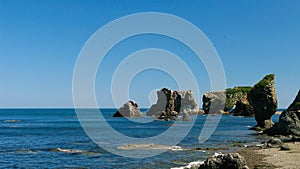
[287,90,300,112]
[231,94,254,116]
[264,90,300,136]
[113,100,143,117]
[226,87,252,112]
[202,74,278,124]
[146,88,198,121]
[202,87,251,114]
[198,153,249,169]
[202,91,226,114]
[249,74,278,129]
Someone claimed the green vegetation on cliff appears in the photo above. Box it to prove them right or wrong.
[252,74,275,89]
[224,86,252,111]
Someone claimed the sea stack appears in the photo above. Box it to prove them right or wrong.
[146,88,198,121]
[113,100,143,118]
[249,74,278,129]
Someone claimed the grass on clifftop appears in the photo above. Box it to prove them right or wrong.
[253,74,275,89]
[226,86,252,95]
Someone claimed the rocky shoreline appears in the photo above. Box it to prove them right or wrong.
[112,73,300,169]
[185,89,300,169]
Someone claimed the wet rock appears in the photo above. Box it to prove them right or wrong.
[113,100,143,117]
[249,74,278,129]
[198,153,249,169]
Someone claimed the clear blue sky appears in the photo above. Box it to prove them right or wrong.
[0,0,299,108]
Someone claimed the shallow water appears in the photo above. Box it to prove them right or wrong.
[0,109,280,168]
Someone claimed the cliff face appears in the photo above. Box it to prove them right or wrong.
[202,87,252,114]
[202,74,278,127]
[146,88,198,120]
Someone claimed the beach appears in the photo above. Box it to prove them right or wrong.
[238,142,300,169]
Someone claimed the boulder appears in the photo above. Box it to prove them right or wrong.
[249,74,278,128]
[146,88,198,120]
[202,87,251,114]
[198,153,249,169]
[264,110,300,136]
[264,90,300,136]
[280,143,291,151]
[113,100,143,117]
[266,138,283,146]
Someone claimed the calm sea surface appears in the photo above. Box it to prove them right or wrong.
[0,109,280,168]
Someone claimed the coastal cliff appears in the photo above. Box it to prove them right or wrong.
[202,74,278,129]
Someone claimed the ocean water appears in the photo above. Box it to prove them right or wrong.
[0,109,280,168]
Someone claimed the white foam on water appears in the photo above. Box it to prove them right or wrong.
[52,148,86,154]
[170,160,204,169]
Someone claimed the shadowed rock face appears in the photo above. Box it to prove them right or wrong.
[264,90,300,136]
[113,100,143,118]
[249,74,278,128]
[231,94,254,116]
[146,88,198,121]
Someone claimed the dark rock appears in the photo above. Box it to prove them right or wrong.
[249,74,278,129]
[113,100,143,117]
[264,110,300,136]
[280,143,291,151]
[231,94,254,116]
[198,153,249,169]
[146,88,198,120]
[264,90,300,136]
